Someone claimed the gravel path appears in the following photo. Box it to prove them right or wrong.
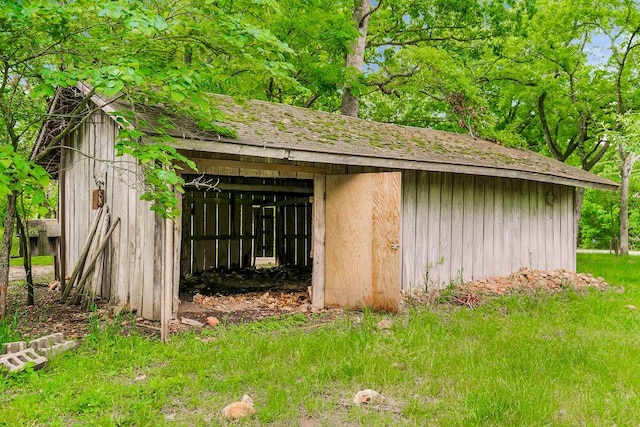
[8,265,55,282]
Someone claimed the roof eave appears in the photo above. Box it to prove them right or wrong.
[164,136,619,192]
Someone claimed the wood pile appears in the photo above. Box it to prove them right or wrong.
[192,290,310,313]
[468,267,609,295]
[404,267,611,308]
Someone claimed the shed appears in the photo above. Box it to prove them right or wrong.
[34,85,618,320]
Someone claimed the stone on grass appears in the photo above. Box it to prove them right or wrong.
[180,317,204,327]
[354,389,383,405]
[377,318,392,329]
[626,304,637,310]
[222,395,256,419]
[206,316,220,326]
[0,348,48,373]
[28,333,77,357]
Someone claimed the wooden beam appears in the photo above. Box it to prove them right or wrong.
[311,174,326,309]
[268,196,312,207]
[214,182,313,194]
[185,196,311,206]
[188,158,323,174]
[161,216,174,343]
[167,137,618,192]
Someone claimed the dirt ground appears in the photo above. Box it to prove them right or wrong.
[5,265,612,342]
[6,265,94,339]
[5,265,317,340]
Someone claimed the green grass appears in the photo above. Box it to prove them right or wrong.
[1,253,639,425]
[6,235,54,266]
[9,255,54,267]
[0,311,20,348]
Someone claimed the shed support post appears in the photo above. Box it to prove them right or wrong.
[311,174,326,309]
[161,216,174,343]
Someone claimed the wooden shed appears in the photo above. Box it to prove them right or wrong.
[34,85,618,321]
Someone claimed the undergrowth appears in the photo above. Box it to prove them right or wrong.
[0,310,20,347]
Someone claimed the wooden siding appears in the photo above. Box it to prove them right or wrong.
[324,173,401,311]
[183,152,397,179]
[61,114,579,319]
[62,111,162,319]
[401,171,576,291]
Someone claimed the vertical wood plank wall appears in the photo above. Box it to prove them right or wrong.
[63,111,161,319]
[401,171,576,291]
[180,176,313,274]
[63,119,579,319]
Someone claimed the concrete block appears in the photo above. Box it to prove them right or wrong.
[0,348,48,373]
[28,333,77,357]
[1,341,26,355]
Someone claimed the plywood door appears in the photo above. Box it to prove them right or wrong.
[324,172,401,312]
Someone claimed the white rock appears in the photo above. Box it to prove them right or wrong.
[221,394,256,419]
[353,389,383,405]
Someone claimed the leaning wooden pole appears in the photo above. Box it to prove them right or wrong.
[71,217,120,306]
[61,206,104,303]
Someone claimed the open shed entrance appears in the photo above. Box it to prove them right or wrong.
[179,175,313,303]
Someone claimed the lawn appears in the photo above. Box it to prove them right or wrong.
[7,236,55,267]
[1,253,639,426]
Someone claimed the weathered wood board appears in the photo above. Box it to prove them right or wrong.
[401,172,576,291]
[324,172,401,312]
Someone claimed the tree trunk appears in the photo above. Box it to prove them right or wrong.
[15,210,34,305]
[0,193,17,319]
[341,0,371,117]
[619,150,638,256]
[574,187,585,248]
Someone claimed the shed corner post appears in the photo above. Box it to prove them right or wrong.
[161,215,175,343]
[311,174,326,309]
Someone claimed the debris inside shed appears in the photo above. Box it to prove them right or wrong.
[180,264,311,296]
[177,264,312,324]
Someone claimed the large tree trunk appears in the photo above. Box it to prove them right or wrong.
[618,150,638,256]
[341,0,371,117]
[0,193,17,319]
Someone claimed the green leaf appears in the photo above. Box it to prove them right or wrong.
[170,91,186,103]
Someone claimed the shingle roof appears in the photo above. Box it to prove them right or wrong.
[139,94,617,191]
[34,86,618,191]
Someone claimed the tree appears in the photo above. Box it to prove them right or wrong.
[237,0,356,110]
[0,0,294,319]
[603,2,640,254]
[473,0,634,237]
[610,113,640,255]
[344,0,506,125]
[340,0,374,117]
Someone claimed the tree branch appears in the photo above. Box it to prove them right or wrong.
[367,65,418,96]
[359,0,382,27]
[537,92,564,160]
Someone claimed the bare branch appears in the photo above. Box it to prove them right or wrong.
[359,0,382,27]
[184,174,221,192]
[304,94,320,109]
